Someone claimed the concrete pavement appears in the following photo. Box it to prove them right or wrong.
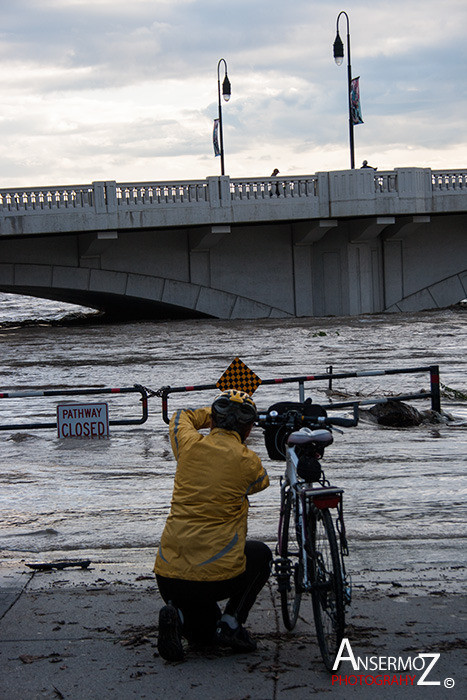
[0,562,465,700]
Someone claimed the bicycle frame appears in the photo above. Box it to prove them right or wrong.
[278,443,347,594]
[280,446,312,591]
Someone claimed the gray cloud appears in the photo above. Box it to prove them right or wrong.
[0,0,466,185]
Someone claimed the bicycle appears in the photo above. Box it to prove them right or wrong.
[256,398,359,672]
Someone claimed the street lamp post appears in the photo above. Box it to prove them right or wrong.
[217,58,231,176]
[333,10,355,169]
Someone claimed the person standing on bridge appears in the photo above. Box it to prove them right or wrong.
[154,390,271,662]
[270,168,280,196]
[361,160,377,170]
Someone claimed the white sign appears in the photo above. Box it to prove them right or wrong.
[57,402,109,439]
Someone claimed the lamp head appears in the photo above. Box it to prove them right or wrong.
[333,32,344,65]
[222,75,231,102]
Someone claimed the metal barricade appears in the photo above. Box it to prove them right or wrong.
[156,365,441,424]
[0,384,149,431]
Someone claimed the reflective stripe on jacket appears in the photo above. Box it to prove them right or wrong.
[154,407,269,581]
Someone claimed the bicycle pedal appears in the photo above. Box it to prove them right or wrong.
[273,557,291,578]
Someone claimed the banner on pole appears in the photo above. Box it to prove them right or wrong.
[213,118,221,156]
[350,77,364,125]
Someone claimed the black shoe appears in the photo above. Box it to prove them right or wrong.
[216,620,257,653]
[157,604,184,662]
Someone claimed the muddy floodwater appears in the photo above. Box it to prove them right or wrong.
[0,294,466,595]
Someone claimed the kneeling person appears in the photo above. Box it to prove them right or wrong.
[155,390,271,661]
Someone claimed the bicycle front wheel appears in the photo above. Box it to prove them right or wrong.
[277,490,302,630]
[308,508,345,672]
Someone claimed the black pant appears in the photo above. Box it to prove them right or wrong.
[156,540,272,644]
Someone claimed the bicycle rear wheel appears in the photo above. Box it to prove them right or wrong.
[308,508,345,671]
[277,490,302,630]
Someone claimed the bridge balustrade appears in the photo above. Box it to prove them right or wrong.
[431,170,467,191]
[229,176,319,201]
[115,180,209,206]
[374,172,398,193]
[1,169,466,220]
[0,186,94,212]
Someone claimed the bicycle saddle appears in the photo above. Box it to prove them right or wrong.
[287,428,333,447]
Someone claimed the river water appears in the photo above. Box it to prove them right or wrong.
[0,293,466,594]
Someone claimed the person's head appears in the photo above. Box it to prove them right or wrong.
[211,389,257,441]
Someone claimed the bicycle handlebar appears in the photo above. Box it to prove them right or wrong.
[256,402,359,429]
[321,415,358,428]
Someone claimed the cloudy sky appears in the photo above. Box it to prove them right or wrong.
[1,0,466,187]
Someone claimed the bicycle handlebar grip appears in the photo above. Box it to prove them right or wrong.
[327,416,357,427]
[325,402,359,427]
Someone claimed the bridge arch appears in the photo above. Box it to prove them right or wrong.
[386,271,467,313]
[0,264,291,320]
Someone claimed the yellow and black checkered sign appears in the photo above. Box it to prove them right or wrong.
[216,357,262,396]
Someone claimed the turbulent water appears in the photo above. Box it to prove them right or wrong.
[0,292,466,593]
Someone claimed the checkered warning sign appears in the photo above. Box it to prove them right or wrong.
[216,357,262,396]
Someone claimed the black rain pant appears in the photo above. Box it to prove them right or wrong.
[156,540,272,644]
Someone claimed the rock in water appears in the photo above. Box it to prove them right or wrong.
[368,400,423,427]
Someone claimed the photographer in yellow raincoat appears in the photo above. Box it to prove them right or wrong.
[154,389,271,661]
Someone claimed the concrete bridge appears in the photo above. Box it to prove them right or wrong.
[0,167,466,319]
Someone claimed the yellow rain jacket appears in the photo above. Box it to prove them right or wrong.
[154,407,269,581]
